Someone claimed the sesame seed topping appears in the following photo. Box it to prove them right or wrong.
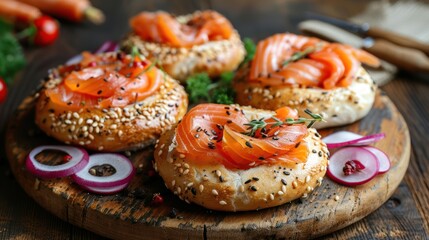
[199,184,204,193]
[334,195,340,201]
[281,179,287,185]
[187,182,194,187]
[292,181,298,189]
[179,154,185,159]
[212,189,219,196]
[219,200,227,205]
[183,169,189,175]
[215,170,221,177]
[270,194,275,200]
[172,180,175,186]
[281,185,287,193]
[278,191,284,195]
[250,186,257,191]
[245,141,253,148]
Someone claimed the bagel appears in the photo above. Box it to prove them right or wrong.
[35,52,188,152]
[154,104,328,211]
[120,10,246,82]
[234,67,377,129]
[233,33,379,129]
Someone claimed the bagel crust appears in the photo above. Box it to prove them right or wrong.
[120,12,246,82]
[154,109,329,212]
[35,65,188,152]
[234,67,377,129]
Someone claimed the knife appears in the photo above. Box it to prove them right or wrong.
[299,20,429,73]
[306,12,429,56]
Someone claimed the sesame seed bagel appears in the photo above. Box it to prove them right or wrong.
[35,62,188,152]
[234,67,377,129]
[120,11,246,82]
[154,108,328,212]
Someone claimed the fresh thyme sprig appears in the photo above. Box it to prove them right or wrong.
[282,43,324,67]
[243,109,324,137]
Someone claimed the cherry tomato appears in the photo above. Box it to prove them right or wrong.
[33,15,59,46]
[0,78,7,103]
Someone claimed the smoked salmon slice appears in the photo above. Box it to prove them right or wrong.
[249,33,380,89]
[45,52,163,112]
[175,104,309,169]
[130,10,234,48]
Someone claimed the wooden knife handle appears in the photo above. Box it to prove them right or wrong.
[365,39,429,72]
[367,27,429,56]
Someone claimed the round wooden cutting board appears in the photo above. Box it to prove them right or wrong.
[5,91,410,240]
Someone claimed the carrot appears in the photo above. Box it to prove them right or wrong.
[0,0,41,23]
[13,0,104,24]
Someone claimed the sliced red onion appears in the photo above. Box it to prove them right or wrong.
[323,131,385,149]
[81,183,129,195]
[94,41,118,54]
[65,54,83,65]
[327,147,379,187]
[71,153,135,188]
[363,146,391,174]
[26,146,89,179]
[66,41,118,65]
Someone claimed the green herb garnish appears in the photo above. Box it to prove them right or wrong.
[243,109,324,137]
[0,20,26,84]
[282,43,324,67]
[242,38,256,65]
[185,71,236,104]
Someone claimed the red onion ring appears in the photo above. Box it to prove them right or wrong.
[327,147,379,187]
[66,41,118,65]
[323,131,385,149]
[94,41,118,54]
[71,153,135,188]
[363,146,391,174]
[26,145,89,179]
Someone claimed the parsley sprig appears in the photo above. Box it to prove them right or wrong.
[0,20,26,84]
[185,37,256,104]
[243,109,324,137]
[186,71,235,104]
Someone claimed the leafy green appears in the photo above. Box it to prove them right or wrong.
[0,20,26,84]
[185,73,212,103]
[242,38,256,65]
[185,71,235,104]
[185,37,256,105]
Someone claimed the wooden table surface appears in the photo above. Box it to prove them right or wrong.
[0,0,428,239]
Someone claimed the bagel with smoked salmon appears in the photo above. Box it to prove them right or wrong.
[154,103,328,211]
[120,10,246,82]
[35,51,188,152]
[233,33,379,129]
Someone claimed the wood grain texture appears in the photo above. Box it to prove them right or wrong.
[5,91,410,240]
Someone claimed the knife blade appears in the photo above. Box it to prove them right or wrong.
[299,20,429,73]
[306,12,429,55]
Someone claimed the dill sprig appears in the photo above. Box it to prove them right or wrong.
[243,109,324,137]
